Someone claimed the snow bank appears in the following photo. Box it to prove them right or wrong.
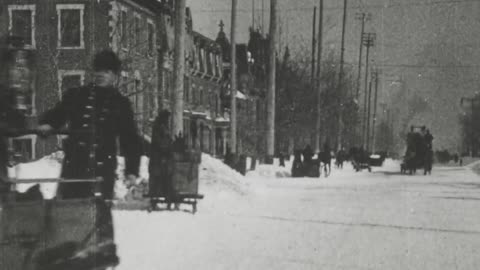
[246,163,291,178]
[8,151,253,206]
[199,153,251,196]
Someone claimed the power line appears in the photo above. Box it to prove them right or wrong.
[193,0,480,13]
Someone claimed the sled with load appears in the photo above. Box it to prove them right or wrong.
[0,130,119,270]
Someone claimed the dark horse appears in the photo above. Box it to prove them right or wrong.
[317,151,331,177]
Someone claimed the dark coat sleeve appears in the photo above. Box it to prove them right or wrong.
[118,96,141,177]
[40,88,77,128]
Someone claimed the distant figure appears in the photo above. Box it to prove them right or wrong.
[279,152,286,167]
[302,145,314,164]
[336,148,346,169]
[319,142,332,177]
[291,150,303,177]
[424,129,433,150]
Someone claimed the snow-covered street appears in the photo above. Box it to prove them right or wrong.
[114,157,480,270]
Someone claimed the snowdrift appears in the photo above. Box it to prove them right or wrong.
[199,153,251,196]
[8,152,253,202]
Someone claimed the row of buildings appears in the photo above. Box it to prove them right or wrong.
[0,0,268,162]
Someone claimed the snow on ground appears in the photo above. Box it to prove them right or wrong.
[6,152,480,269]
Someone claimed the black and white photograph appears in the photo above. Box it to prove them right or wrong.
[1,0,480,269]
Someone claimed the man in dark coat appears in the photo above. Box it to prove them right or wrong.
[37,50,141,199]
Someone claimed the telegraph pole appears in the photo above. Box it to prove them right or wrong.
[311,7,317,87]
[366,71,373,152]
[172,0,186,137]
[371,69,379,153]
[315,0,323,153]
[266,0,277,163]
[361,32,375,148]
[355,12,370,100]
[230,0,238,154]
[336,0,348,150]
[252,0,255,29]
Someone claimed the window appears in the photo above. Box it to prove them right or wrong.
[58,70,84,98]
[134,13,141,49]
[9,136,36,162]
[120,8,128,49]
[206,51,212,75]
[199,48,204,73]
[147,20,155,56]
[133,71,143,132]
[57,4,85,49]
[8,5,36,48]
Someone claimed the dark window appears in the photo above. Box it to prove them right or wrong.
[206,52,212,75]
[134,16,141,48]
[60,9,81,47]
[121,10,128,48]
[11,9,33,46]
[148,23,154,55]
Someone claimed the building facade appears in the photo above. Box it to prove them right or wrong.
[0,0,231,161]
[0,0,164,160]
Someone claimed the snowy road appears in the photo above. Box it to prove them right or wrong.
[114,160,480,270]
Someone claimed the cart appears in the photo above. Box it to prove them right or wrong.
[146,151,203,214]
[401,126,432,175]
[0,131,119,270]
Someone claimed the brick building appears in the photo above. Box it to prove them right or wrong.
[0,0,230,161]
[0,0,168,160]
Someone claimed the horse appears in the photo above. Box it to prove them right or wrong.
[317,151,331,177]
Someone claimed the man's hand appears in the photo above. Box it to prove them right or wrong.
[125,174,137,188]
[37,124,53,137]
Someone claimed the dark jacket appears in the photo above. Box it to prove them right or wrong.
[40,84,141,198]
[0,86,25,190]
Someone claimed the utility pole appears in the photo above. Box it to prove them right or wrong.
[172,0,186,137]
[361,32,375,148]
[252,0,255,29]
[371,69,379,153]
[266,0,277,164]
[311,7,317,87]
[315,0,323,153]
[366,71,373,152]
[355,12,370,100]
[262,0,265,35]
[230,0,238,154]
[336,0,348,150]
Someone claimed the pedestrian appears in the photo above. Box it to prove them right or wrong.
[148,110,174,207]
[37,49,142,199]
[322,142,332,176]
[424,129,433,150]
